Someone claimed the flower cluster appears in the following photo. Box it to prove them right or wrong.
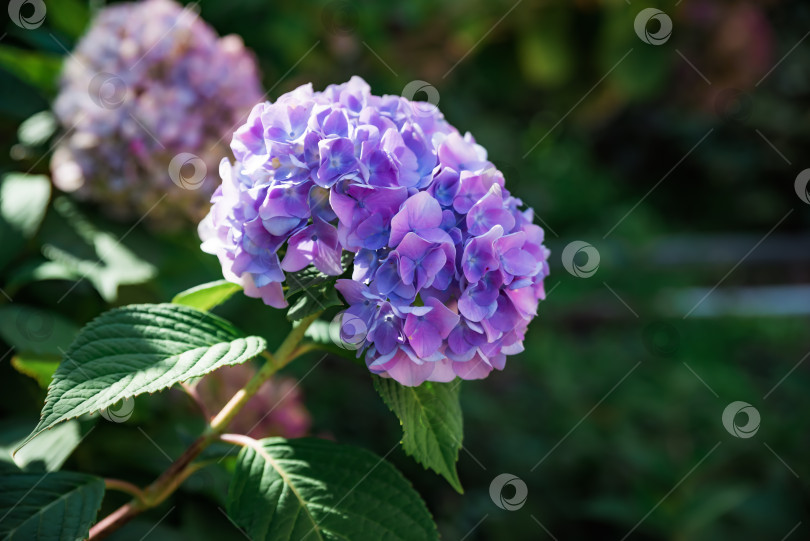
[50,0,262,227]
[200,77,550,386]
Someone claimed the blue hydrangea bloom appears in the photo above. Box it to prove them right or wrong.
[200,77,550,386]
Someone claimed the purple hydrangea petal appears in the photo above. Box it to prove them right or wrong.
[316,137,360,187]
[372,349,436,386]
[308,185,337,222]
[438,132,488,172]
[452,353,493,380]
[396,232,447,291]
[389,191,443,247]
[430,168,460,208]
[282,218,343,275]
[355,213,390,250]
[466,184,515,236]
[369,304,402,355]
[403,298,459,358]
[462,224,502,283]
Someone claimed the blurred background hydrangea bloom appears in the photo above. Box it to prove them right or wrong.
[196,364,311,439]
[49,0,263,228]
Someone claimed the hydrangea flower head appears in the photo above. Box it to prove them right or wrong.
[50,0,262,227]
[200,77,550,386]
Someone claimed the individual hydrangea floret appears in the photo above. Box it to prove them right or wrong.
[50,0,262,227]
[200,76,550,386]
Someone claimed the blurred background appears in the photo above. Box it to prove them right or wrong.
[1,0,810,539]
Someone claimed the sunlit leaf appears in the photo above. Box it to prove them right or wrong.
[374,377,464,493]
[19,304,266,449]
[227,437,438,541]
[173,280,242,311]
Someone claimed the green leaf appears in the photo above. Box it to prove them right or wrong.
[284,254,351,321]
[286,284,342,322]
[19,303,266,449]
[0,173,51,271]
[0,46,62,94]
[227,437,438,541]
[0,305,79,355]
[284,266,333,299]
[284,252,352,300]
[0,419,87,472]
[374,377,464,493]
[0,471,104,540]
[303,319,333,345]
[301,319,364,362]
[172,280,242,311]
[46,0,91,39]
[11,354,60,388]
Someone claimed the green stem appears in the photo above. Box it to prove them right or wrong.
[208,312,320,432]
[88,312,321,540]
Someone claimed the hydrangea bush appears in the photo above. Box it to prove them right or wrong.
[50,0,262,227]
[8,42,549,538]
[200,76,550,385]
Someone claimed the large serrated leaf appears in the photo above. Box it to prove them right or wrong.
[227,437,438,541]
[374,377,464,493]
[0,471,104,540]
[19,304,266,449]
[172,280,243,311]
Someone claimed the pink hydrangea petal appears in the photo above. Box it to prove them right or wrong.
[453,354,493,380]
